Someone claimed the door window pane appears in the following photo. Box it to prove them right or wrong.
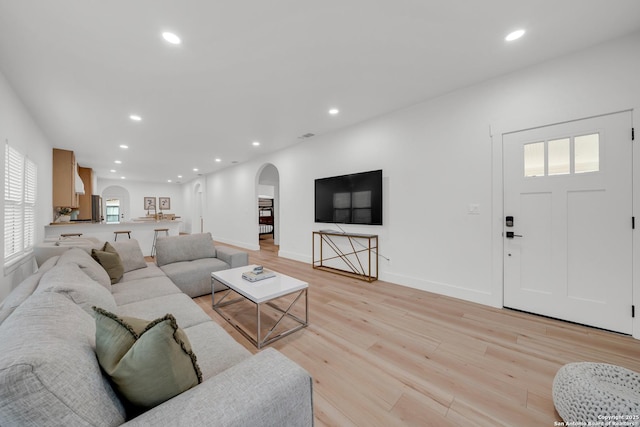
[575,133,599,173]
[524,142,545,177]
[548,138,570,175]
[105,199,120,223]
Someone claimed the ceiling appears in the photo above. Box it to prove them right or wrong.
[1,1,640,184]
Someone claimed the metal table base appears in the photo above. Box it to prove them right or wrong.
[212,285,308,349]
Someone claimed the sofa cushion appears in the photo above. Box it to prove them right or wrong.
[0,292,126,426]
[155,232,217,267]
[120,262,166,282]
[216,245,250,269]
[111,276,182,306]
[37,262,118,314]
[121,348,314,427]
[93,307,202,412]
[34,239,102,267]
[183,321,251,380]
[57,236,101,246]
[57,246,112,290]
[0,255,59,325]
[111,239,147,273]
[161,257,230,297]
[117,293,212,329]
[92,242,125,284]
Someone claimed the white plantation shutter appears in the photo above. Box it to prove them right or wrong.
[24,158,37,249]
[4,144,23,259]
[4,143,37,265]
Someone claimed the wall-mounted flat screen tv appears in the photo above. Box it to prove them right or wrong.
[314,169,383,225]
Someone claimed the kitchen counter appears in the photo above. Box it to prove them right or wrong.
[44,220,183,256]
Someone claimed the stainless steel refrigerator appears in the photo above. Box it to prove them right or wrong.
[91,195,102,222]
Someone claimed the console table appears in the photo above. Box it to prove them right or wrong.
[312,231,378,282]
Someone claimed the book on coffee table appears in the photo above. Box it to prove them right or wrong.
[242,269,276,282]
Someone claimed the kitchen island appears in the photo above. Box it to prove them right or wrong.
[44,220,183,256]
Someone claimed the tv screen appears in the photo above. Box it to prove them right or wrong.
[314,170,383,225]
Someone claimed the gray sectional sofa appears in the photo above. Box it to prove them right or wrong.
[0,239,313,426]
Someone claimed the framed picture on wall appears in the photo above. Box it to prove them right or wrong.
[144,197,156,210]
[159,197,171,210]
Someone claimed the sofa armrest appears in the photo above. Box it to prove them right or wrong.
[123,348,313,427]
[216,246,249,268]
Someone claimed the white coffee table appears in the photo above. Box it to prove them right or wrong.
[211,265,309,349]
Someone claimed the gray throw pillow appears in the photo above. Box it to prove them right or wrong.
[92,243,124,284]
[110,239,147,273]
[92,307,202,412]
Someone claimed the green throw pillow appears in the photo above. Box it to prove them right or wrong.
[92,307,202,412]
[92,243,124,284]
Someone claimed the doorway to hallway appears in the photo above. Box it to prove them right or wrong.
[257,164,280,250]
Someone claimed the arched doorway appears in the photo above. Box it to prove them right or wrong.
[256,164,280,248]
[193,181,204,234]
[101,185,130,223]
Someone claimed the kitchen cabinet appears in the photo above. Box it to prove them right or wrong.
[52,148,79,208]
[77,167,93,220]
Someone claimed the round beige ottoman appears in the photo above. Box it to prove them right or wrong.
[553,362,640,424]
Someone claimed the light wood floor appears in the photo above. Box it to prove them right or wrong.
[193,238,640,426]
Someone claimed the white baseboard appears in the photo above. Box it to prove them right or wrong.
[379,271,499,308]
[276,249,499,309]
[213,236,260,251]
[277,250,312,264]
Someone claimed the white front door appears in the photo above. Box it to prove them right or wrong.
[503,111,633,334]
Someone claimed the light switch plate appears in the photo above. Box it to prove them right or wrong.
[468,204,480,215]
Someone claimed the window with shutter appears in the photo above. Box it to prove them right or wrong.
[4,143,37,268]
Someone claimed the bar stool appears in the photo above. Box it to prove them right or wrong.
[60,233,83,238]
[114,230,131,241]
[151,228,169,258]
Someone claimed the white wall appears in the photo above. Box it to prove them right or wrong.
[187,31,640,337]
[201,165,262,249]
[0,72,53,300]
[183,177,209,236]
[97,178,184,224]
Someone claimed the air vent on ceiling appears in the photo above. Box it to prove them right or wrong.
[298,133,315,139]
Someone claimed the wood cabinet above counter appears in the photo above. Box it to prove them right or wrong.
[52,148,79,208]
[52,149,94,220]
[77,167,93,220]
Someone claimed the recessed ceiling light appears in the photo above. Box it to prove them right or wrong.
[329,108,339,115]
[120,176,126,180]
[129,115,142,121]
[215,158,221,162]
[162,32,181,45]
[119,144,129,149]
[252,141,260,146]
[110,169,116,173]
[177,175,183,178]
[193,168,199,172]
[505,29,525,42]
[114,160,122,164]
[167,179,172,183]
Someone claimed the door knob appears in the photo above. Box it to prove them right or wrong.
[505,231,523,239]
